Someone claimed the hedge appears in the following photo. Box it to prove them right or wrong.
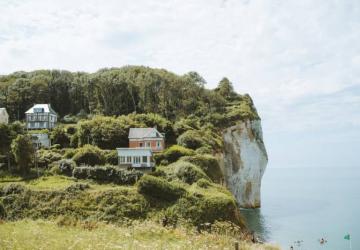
[154,145,195,165]
[73,165,143,185]
[72,145,105,166]
[137,175,186,202]
[181,154,223,183]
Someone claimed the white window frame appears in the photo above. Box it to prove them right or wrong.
[119,156,126,164]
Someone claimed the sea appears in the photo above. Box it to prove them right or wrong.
[241,167,360,250]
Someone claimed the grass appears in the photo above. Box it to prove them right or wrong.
[0,174,124,191]
[0,219,280,250]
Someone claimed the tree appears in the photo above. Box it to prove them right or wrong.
[0,124,12,171]
[11,135,34,175]
[215,77,236,100]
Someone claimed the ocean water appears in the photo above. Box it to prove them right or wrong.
[241,167,360,250]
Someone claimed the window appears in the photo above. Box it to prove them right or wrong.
[157,141,161,148]
[127,156,131,163]
[146,142,151,148]
[119,156,126,164]
[134,156,141,164]
[139,142,143,147]
[142,156,147,163]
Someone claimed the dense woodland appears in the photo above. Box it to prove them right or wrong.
[0,66,258,122]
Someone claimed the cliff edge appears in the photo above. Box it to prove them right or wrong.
[221,119,268,208]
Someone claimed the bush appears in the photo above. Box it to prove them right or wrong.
[0,200,6,219]
[171,161,210,184]
[137,175,186,202]
[50,159,77,176]
[37,149,62,168]
[154,145,195,165]
[51,126,70,148]
[72,145,105,166]
[73,165,143,185]
[195,146,213,154]
[65,183,90,192]
[177,130,205,150]
[104,150,118,165]
[181,154,223,183]
[196,178,211,188]
[172,192,241,226]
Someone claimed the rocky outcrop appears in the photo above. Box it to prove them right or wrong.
[220,120,268,208]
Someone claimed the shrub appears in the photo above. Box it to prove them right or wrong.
[50,159,77,176]
[154,145,195,165]
[37,149,62,168]
[196,178,211,188]
[0,200,6,219]
[104,150,118,165]
[51,126,70,148]
[0,183,26,196]
[181,154,223,183]
[73,165,143,185]
[137,175,186,201]
[72,145,105,166]
[172,161,210,184]
[177,130,205,150]
[195,146,213,154]
[63,148,76,159]
[65,183,90,192]
[173,192,241,226]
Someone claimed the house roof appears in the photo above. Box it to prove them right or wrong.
[25,104,57,115]
[128,127,164,139]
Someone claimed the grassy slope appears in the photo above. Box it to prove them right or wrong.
[0,220,279,250]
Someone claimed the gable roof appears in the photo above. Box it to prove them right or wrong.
[25,104,57,115]
[129,128,164,139]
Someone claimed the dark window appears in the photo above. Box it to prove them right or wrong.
[142,156,147,163]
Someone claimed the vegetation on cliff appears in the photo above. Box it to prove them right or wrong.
[0,66,265,247]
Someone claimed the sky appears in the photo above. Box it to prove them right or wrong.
[0,0,359,168]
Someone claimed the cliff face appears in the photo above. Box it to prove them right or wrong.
[220,120,268,208]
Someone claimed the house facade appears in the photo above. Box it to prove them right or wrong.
[25,104,58,130]
[0,108,9,124]
[128,128,165,152]
[31,133,51,149]
[116,148,155,169]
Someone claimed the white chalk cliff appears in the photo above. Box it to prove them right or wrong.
[220,120,268,208]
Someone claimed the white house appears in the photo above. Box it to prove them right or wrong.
[25,104,58,130]
[30,133,51,149]
[116,148,155,169]
[0,108,9,124]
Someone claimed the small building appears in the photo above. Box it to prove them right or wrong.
[129,127,165,152]
[31,133,51,149]
[117,148,155,169]
[25,104,58,130]
[0,108,9,124]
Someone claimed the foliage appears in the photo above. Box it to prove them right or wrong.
[154,145,195,165]
[50,126,70,148]
[11,135,34,174]
[177,130,206,150]
[0,200,6,219]
[137,175,186,202]
[36,149,62,168]
[162,161,210,185]
[73,165,143,185]
[103,150,118,165]
[0,183,148,222]
[72,145,105,166]
[50,159,77,177]
[181,154,223,183]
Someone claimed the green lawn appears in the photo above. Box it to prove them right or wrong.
[0,174,124,191]
[0,220,279,250]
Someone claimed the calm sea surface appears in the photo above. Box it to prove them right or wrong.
[241,167,360,250]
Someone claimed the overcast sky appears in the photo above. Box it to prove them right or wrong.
[1,0,359,168]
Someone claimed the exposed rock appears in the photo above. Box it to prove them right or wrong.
[221,120,268,208]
